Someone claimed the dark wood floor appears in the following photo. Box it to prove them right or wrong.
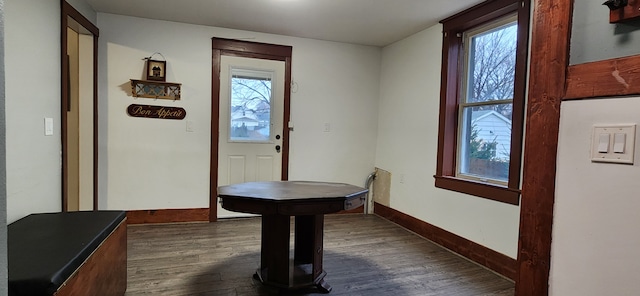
[126,214,514,296]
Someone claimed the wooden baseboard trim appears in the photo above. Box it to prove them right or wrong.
[127,208,209,224]
[373,202,516,280]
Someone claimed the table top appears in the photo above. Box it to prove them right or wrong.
[218,181,368,202]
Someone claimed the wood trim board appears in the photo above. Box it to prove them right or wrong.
[515,0,573,294]
[126,207,362,225]
[61,0,99,211]
[373,202,517,280]
[565,54,640,100]
[126,208,209,224]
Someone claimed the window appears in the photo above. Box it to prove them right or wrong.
[459,16,517,185]
[229,68,274,142]
[435,0,530,205]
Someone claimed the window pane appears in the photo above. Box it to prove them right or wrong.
[465,20,517,103]
[458,104,512,182]
[229,69,272,142]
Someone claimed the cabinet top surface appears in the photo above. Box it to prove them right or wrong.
[218,181,368,202]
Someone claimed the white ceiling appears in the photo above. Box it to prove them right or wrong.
[85,0,483,47]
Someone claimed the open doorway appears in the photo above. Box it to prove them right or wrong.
[61,2,99,211]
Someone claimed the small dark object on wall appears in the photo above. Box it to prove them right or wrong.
[603,0,628,10]
[606,0,640,23]
[146,59,166,81]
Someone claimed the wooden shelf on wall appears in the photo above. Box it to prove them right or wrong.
[610,0,640,23]
[130,79,181,100]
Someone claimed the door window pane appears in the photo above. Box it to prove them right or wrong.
[229,68,273,142]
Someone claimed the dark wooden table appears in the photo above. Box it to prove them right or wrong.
[218,181,368,293]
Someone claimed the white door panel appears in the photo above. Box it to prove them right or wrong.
[218,56,285,218]
[256,155,276,181]
[227,156,246,185]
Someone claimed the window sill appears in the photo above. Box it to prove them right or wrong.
[434,175,520,205]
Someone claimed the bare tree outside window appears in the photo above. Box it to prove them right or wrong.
[467,22,517,119]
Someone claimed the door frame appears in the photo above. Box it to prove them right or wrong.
[210,38,293,222]
[61,1,99,211]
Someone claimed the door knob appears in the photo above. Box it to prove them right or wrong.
[275,145,281,153]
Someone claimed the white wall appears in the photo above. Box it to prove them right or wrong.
[570,0,640,65]
[550,97,640,296]
[97,14,380,210]
[376,24,520,258]
[0,0,9,293]
[5,0,64,223]
[287,40,380,184]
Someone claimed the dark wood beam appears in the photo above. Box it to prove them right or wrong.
[565,54,640,100]
[515,0,573,295]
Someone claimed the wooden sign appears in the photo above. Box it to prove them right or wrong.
[127,104,186,120]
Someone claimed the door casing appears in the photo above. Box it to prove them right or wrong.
[61,1,99,211]
[210,38,293,221]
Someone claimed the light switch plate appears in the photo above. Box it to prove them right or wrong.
[186,120,194,132]
[591,124,636,164]
[44,118,54,136]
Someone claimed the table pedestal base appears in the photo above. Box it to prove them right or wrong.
[256,214,332,293]
[253,268,332,293]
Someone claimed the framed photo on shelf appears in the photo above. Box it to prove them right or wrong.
[146,59,166,81]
